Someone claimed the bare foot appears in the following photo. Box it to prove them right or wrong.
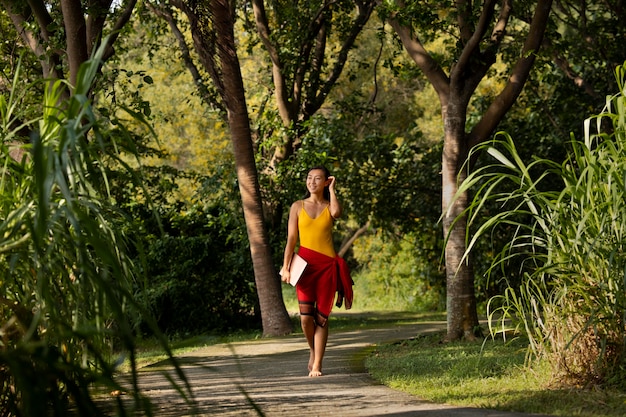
[308,350,315,372]
[308,369,323,377]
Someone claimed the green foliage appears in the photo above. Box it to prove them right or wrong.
[138,203,260,335]
[104,155,260,336]
[272,109,443,232]
[351,231,443,311]
[545,1,626,110]
[0,50,191,415]
[458,62,626,388]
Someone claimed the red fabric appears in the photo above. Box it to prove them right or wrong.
[296,246,353,317]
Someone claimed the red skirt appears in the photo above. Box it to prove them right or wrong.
[296,246,353,317]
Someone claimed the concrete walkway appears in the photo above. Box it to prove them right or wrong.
[136,318,548,416]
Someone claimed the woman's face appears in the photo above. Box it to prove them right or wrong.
[306,169,328,194]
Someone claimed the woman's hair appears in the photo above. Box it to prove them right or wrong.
[303,165,331,200]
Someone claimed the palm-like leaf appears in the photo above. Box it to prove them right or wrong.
[0,44,193,415]
[459,62,626,387]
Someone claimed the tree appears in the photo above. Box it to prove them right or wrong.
[1,0,137,87]
[251,0,376,165]
[382,0,553,340]
[248,0,377,239]
[150,0,293,336]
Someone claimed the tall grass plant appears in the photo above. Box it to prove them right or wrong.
[457,62,626,387]
[0,47,191,415]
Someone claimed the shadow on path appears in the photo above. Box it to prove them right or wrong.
[126,316,548,416]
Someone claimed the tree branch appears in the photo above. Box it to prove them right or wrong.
[103,0,138,61]
[308,19,328,98]
[294,3,330,119]
[338,220,370,258]
[491,0,512,45]
[1,0,60,79]
[85,0,111,57]
[455,0,473,43]
[147,2,226,116]
[170,0,226,103]
[26,0,54,42]
[468,0,554,151]
[549,41,602,102]
[386,10,450,105]
[307,0,376,117]
[251,0,294,126]
[453,0,497,89]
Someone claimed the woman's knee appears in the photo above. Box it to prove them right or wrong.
[300,314,315,326]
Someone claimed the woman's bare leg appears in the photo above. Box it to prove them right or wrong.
[309,323,328,377]
[299,303,329,377]
[301,315,316,371]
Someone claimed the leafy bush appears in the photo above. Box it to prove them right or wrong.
[459,62,626,387]
[138,204,260,335]
[351,231,444,311]
[105,158,261,335]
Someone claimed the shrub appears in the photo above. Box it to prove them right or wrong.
[138,204,260,334]
[351,231,444,311]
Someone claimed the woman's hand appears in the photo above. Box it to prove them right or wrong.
[328,175,336,191]
[281,269,291,284]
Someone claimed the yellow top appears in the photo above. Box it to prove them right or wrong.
[298,202,336,258]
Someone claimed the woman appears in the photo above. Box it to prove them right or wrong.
[281,166,353,377]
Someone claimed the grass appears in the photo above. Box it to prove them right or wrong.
[365,330,626,417]
[120,329,265,371]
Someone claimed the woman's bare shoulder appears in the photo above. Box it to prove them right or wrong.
[289,200,303,212]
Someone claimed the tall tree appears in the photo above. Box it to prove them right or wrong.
[382,0,553,340]
[151,0,293,336]
[147,0,378,334]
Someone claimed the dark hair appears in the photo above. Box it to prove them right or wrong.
[303,166,331,201]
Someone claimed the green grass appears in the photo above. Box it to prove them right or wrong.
[121,329,265,371]
[365,331,626,417]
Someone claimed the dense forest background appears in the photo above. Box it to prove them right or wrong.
[103,0,624,332]
[1,0,626,414]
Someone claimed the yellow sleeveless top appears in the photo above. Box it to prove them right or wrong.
[298,201,336,258]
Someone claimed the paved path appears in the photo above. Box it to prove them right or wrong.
[136,319,548,416]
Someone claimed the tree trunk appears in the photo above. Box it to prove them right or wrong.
[211,0,293,336]
[60,0,88,86]
[441,100,479,340]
